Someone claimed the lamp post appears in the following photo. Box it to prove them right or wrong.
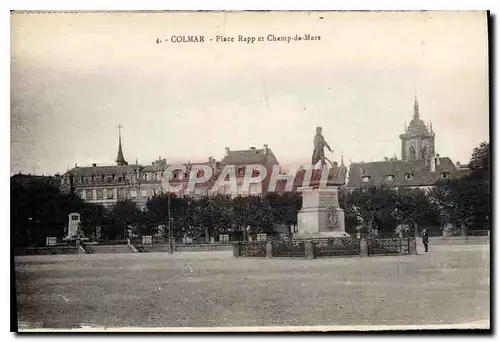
[168,190,173,254]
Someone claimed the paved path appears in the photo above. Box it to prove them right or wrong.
[15,244,490,330]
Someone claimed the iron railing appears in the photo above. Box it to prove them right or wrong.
[312,238,361,257]
[367,238,404,255]
[238,241,267,257]
[272,241,306,257]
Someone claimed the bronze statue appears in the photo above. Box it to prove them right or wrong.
[312,127,333,166]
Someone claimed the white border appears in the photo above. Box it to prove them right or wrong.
[4,2,497,342]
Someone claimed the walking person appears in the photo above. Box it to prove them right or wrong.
[422,228,429,252]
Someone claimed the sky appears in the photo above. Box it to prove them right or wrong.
[10,11,489,175]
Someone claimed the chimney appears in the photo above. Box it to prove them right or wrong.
[92,163,97,167]
[264,144,269,155]
[436,154,441,166]
[456,161,460,168]
[225,147,230,156]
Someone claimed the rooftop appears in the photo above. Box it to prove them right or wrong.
[347,157,466,187]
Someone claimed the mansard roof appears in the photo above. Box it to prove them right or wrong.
[220,148,279,166]
[347,157,466,187]
[64,165,138,177]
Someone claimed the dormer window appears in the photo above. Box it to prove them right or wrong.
[441,172,450,180]
[405,173,414,180]
[173,171,178,179]
[184,171,190,179]
[386,174,394,181]
[237,166,245,176]
[362,175,371,183]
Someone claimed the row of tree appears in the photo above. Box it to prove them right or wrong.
[11,142,489,246]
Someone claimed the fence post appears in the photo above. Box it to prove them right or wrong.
[360,239,368,257]
[304,241,314,259]
[266,241,273,258]
[232,242,240,257]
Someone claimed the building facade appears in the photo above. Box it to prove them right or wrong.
[60,128,281,208]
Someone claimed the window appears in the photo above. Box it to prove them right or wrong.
[441,172,449,180]
[386,175,394,181]
[118,189,125,199]
[250,183,260,194]
[141,190,147,198]
[405,173,414,180]
[80,190,86,199]
[237,167,245,176]
[107,189,114,199]
[71,215,79,221]
[362,175,371,183]
[173,171,178,179]
[197,170,204,177]
[81,176,84,184]
[130,190,137,198]
[101,174,105,182]
[252,169,260,177]
[107,177,112,183]
[184,171,190,179]
[91,175,95,182]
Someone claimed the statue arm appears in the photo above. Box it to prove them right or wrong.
[324,139,332,152]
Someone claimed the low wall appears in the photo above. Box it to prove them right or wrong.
[84,245,134,254]
[15,246,80,256]
[234,238,417,259]
[134,244,233,253]
[427,236,490,245]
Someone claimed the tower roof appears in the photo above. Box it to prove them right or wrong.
[115,125,128,166]
[405,96,431,136]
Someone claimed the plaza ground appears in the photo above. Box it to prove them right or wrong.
[14,243,490,330]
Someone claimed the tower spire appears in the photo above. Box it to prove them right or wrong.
[413,95,419,120]
[115,124,128,166]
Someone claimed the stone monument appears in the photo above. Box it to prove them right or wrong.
[64,212,81,240]
[294,127,349,239]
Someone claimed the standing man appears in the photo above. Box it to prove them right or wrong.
[422,228,429,252]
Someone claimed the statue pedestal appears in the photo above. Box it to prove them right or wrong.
[294,186,349,239]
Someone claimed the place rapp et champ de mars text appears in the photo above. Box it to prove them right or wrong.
[156,33,321,44]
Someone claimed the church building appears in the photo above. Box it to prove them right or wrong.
[347,97,469,190]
